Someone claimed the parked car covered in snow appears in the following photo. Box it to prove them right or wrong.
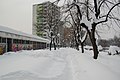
[84,45,103,51]
[84,45,93,50]
[108,46,120,55]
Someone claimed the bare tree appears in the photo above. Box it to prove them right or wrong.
[62,2,88,52]
[61,0,120,59]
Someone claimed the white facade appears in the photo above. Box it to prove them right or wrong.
[32,1,60,39]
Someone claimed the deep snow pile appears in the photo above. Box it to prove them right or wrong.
[0,48,120,80]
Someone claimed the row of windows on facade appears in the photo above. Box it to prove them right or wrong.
[37,6,59,10]
[36,14,59,18]
[37,9,60,14]
[37,7,60,15]
[37,3,59,9]
[0,37,36,44]
[36,19,59,23]
[37,11,60,17]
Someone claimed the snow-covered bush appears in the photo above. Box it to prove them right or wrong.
[84,45,93,50]
[108,46,120,55]
[84,45,103,51]
[98,45,103,51]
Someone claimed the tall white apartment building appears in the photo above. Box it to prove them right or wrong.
[32,1,60,39]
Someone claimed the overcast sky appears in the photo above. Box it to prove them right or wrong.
[0,0,120,39]
[0,0,64,34]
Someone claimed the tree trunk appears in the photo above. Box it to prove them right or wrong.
[50,40,52,51]
[76,43,79,50]
[90,24,99,59]
[53,42,56,50]
[80,23,99,59]
[81,42,84,53]
[91,35,99,59]
[53,38,56,50]
[75,37,79,50]
[74,32,79,50]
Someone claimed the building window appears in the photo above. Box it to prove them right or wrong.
[0,37,1,43]
[2,38,6,43]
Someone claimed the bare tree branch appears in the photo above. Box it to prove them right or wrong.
[106,0,120,7]
[69,10,78,27]
[96,3,120,25]
[86,0,91,21]
[94,0,99,18]
[97,0,106,18]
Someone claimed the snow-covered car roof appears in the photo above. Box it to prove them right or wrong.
[108,46,120,54]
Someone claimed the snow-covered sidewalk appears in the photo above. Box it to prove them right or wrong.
[0,48,120,80]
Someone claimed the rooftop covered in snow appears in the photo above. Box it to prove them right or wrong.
[0,25,50,43]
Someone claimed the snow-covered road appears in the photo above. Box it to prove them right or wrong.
[0,48,120,80]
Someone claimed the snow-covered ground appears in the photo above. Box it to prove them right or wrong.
[0,48,120,80]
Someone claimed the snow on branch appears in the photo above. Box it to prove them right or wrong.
[81,30,88,43]
[96,3,120,25]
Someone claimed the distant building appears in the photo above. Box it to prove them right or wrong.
[32,1,60,39]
